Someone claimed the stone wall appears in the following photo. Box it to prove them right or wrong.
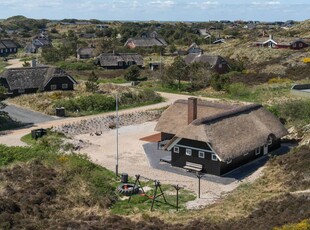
[52,111,161,136]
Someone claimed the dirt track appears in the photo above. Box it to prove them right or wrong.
[5,58,24,69]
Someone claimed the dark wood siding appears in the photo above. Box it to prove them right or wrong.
[171,138,221,176]
[220,140,281,175]
[44,77,74,91]
[170,138,282,176]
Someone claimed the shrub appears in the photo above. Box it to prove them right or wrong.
[124,65,141,81]
[210,73,230,91]
[227,83,251,98]
[268,77,292,84]
[274,100,310,124]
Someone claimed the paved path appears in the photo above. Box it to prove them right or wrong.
[3,103,58,124]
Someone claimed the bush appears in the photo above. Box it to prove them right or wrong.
[57,61,94,71]
[268,77,292,84]
[210,74,230,91]
[274,100,310,124]
[227,83,251,98]
[124,65,141,81]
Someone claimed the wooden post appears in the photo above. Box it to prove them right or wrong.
[196,172,203,199]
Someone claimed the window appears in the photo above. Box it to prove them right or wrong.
[118,62,124,66]
[211,153,218,161]
[293,43,297,48]
[174,146,179,153]
[299,43,303,48]
[219,63,222,68]
[255,147,261,155]
[198,151,205,158]
[185,149,192,156]
[0,49,2,53]
[50,84,57,90]
[243,152,249,156]
[62,83,68,89]
[18,89,25,93]
[226,159,232,164]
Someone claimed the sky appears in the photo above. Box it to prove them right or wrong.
[0,0,309,22]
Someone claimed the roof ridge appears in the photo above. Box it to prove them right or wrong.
[193,103,262,125]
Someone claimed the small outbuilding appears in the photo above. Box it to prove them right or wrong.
[155,98,288,176]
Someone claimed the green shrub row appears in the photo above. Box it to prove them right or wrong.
[55,89,162,114]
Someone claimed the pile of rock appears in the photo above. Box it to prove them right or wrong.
[52,111,161,136]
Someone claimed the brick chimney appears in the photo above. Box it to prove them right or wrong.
[188,97,198,124]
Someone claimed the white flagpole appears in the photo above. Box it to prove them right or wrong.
[116,93,119,176]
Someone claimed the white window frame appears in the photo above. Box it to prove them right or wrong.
[50,84,57,90]
[211,153,218,161]
[255,147,261,155]
[185,149,192,156]
[173,146,179,153]
[198,151,205,158]
[243,152,249,156]
[62,83,68,89]
[226,159,232,164]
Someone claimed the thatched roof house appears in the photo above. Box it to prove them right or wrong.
[155,98,288,176]
[124,31,167,49]
[0,67,77,96]
[184,53,230,74]
[0,39,18,56]
[95,53,143,69]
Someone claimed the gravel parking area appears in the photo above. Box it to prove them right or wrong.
[75,121,269,209]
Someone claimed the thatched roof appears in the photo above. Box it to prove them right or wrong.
[96,53,143,67]
[0,39,18,49]
[155,99,288,161]
[125,37,167,47]
[0,67,77,91]
[184,53,228,67]
[0,42,6,49]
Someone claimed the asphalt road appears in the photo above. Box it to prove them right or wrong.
[3,103,59,125]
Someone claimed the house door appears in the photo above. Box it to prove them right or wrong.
[263,144,268,155]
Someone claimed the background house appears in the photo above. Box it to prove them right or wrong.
[276,39,309,50]
[0,67,77,96]
[25,34,52,53]
[187,43,203,54]
[184,53,230,74]
[95,53,143,69]
[0,39,18,56]
[124,31,167,49]
[155,98,288,176]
